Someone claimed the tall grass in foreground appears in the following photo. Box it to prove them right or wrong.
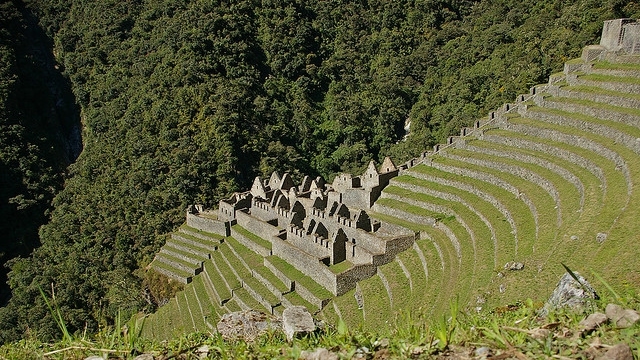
[1,273,638,359]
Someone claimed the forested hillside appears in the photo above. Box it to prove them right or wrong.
[0,2,79,307]
[1,0,638,343]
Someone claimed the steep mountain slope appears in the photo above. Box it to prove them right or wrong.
[2,0,638,343]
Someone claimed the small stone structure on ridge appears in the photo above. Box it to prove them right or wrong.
[186,157,414,296]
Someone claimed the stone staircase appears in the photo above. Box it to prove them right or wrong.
[142,22,640,338]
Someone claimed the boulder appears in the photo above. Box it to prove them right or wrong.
[216,310,281,342]
[579,312,607,332]
[504,261,524,271]
[300,348,339,360]
[597,343,633,360]
[282,306,316,341]
[605,304,640,328]
[539,272,598,316]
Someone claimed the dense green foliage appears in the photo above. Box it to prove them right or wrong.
[0,1,79,308]
[1,0,639,343]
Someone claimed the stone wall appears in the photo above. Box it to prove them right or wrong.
[271,235,337,294]
[186,212,229,237]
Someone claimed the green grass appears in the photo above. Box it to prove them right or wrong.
[151,258,192,281]
[284,292,319,313]
[224,298,242,312]
[393,174,517,265]
[528,105,640,139]
[578,72,640,85]
[328,288,363,328]
[446,146,582,228]
[548,96,640,118]
[467,137,605,248]
[183,284,208,331]
[503,115,640,285]
[169,233,217,254]
[375,197,443,220]
[561,84,640,101]
[224,236,264,269]
[243,275,280,307]
[253,265,290,293]
[218,242,252,279]
[329,261,352,274]
[378,260,412,312]
[593,61,640,71]
[233,287,269,314]
[155,252,200,271]
[192,275,220,325]
[232,224,273,250]
[208,250,239,296]
[265,255,332,300]
[180,224,224,241]
[406,164,537,252]
[6,292,640,359]
[359,276,392,332]
[163,243,209,263]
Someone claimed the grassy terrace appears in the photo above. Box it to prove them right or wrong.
[232,224,273,251]
[284,292,319,313]
[560,84,640,101]
[504,115,640,285]
[547,96,640,118]
[208,250,239,296]
[180,224,224,241]
[155,251,199,272]
[382,185,490,298]
[593,61,640,71]
[377,260,412,312]
[480,126,628,287]
[192,274,220,325]
[431,154,557,260]
[170,232,217,254]
[445,146,582,227]
[254,264,290,294]
[151,259,192,281]
[395,246,433,314]
[218,242,252,280]
[392,174,516,265]
[224,236,264,270]
[359,276,391,332]
[177,291,196,332]
[367,211,463,323]
[184,283,208,331]
[329,288,363,327]
[234,287,269,313]
[468,137,604,241]
[243,275,280,307]
[406,164,537,255]
[265,255,332,300]
[224,298,242,313]
[162,244,208,263]
[528,105,640,141]
[385,183,496,269]
[577,72,640,85]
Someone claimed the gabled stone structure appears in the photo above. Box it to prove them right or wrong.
[188,158,413,296]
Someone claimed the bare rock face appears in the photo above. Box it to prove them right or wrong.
[282,306,316,341]
[216,310,281,342]
[605,304,640,328]
[540,272,598,316]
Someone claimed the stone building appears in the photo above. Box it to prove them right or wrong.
[189,157,413,296]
